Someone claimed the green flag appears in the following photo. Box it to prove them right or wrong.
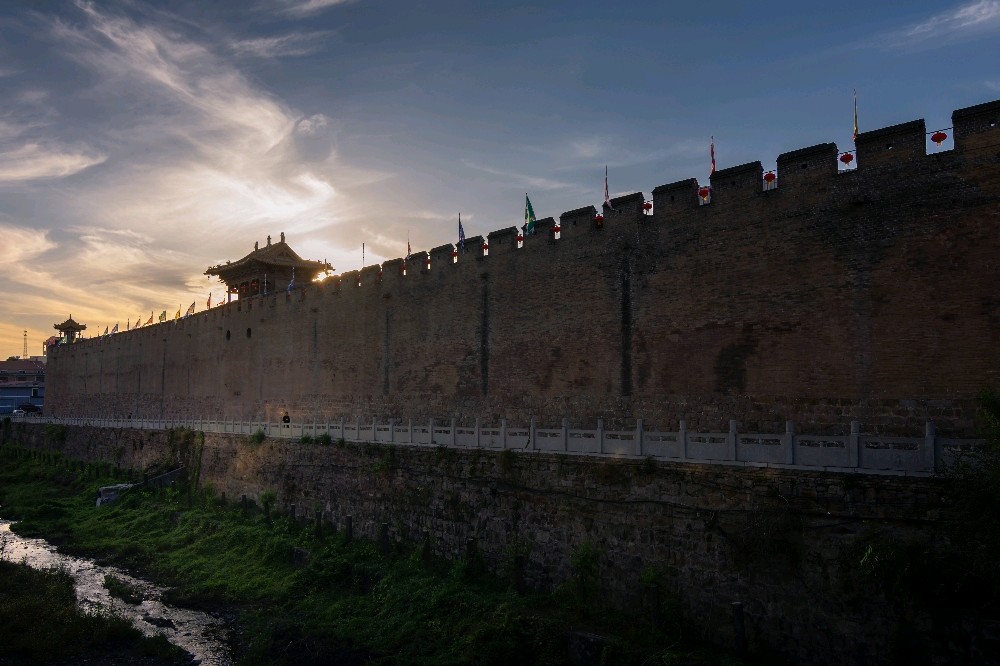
[524,194,536,235]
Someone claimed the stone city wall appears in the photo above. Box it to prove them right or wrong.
[45,98,1000,436]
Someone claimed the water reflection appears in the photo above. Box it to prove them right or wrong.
[0,521,231,665]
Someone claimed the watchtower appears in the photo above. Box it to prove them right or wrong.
[204,232,333,299]
[53,316,87,344]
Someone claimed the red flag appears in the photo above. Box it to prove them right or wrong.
[145,311,153,326]
[710,136,716,175]
[852,89,859,142]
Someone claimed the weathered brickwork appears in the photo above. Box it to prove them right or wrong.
[46,99,1000,436]
[9,422,997,665]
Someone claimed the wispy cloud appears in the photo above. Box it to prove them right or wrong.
[461,160,577,191]
[986,80,1000,91]
[230,31,332,58]
[272,0,358,17]
[0,223,58,268]
[885,1,1000,47]
[0,143,106,182]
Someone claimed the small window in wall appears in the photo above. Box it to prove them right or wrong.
[31,388,38,398]
[246,328,252,339]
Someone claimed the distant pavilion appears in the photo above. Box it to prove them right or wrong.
[53,316,87,344]
[205,232,332,299]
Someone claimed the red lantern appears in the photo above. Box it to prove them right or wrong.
[643,201,652,211]
[840,152,854,165]
[482,242,489,252]
[516,231,523,242]
[698,186,711,200]
[931,131,948,145]
[553,223,561,234]
[763,171,776,184]
[594,213,604,222]
[451,248,458,258]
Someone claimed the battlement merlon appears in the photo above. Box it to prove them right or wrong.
[775,143,838,191]
[359,264,382,287]
[709,161,764,203]
[429,243,454,269]
[652,178,699,218]
[559,205,599,234]
[953,99,1000,151]
[607,192,644,221]
[487,226,518,255]
[856,119,926,170]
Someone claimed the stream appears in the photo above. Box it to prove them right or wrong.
[0,520,232,665]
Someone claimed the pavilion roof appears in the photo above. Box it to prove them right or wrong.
[205,239,331,281]
[54,316,86,332]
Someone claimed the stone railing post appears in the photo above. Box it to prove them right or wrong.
[728,420,738,461]
[924,421,937,473]
[562,417,569,452]
[501,419,508,449]
[679,420,688,459]
[529,417,536,451]
[450,417,457,446]
[849,421,860,468]
[636,418,644,456]
[408,418,413,444]
[429,418,435,445]
[339,417,345,440]
[785,420,796,465]
[389,418,395,443]
[355,417,361,442]
[597,418,605,454]
[371,417,376,442]
[475,418,481,448]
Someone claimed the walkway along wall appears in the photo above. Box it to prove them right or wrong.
[6,421,997,665]
[45,98,1000,436]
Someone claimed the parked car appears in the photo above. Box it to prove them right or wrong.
[11,409,25,416]
[17,404,41,413]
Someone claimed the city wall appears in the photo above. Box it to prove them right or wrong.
[46,99,1000,436]
[6,421,997,665]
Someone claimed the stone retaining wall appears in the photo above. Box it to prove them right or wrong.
[6,421,998,665]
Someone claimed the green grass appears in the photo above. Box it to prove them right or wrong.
[0,444,771,665]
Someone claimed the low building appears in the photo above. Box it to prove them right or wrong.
[0,359,45,414]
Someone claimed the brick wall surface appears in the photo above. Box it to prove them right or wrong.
[45,99,1000,436]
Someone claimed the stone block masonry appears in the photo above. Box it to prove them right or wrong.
[45,98,1000,436]
[8,421,998,665]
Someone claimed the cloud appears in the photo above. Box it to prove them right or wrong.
[0,223,58,268]
[296,113,329,135]
[0,143,106,182]
[987,80,1000,91]
[273,0,358,16]
[886,1,1000,46]
[230,31,332,58]
[461,160,577,191]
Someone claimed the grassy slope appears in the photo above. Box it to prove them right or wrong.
[0,444,772,665]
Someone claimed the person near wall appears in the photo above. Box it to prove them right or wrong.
[282,411,290,426]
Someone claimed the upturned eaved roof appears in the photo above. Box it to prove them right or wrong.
[54,316,86,332]
[205,237,332,282]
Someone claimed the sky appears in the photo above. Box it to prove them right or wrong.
[2,0,1000,359]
